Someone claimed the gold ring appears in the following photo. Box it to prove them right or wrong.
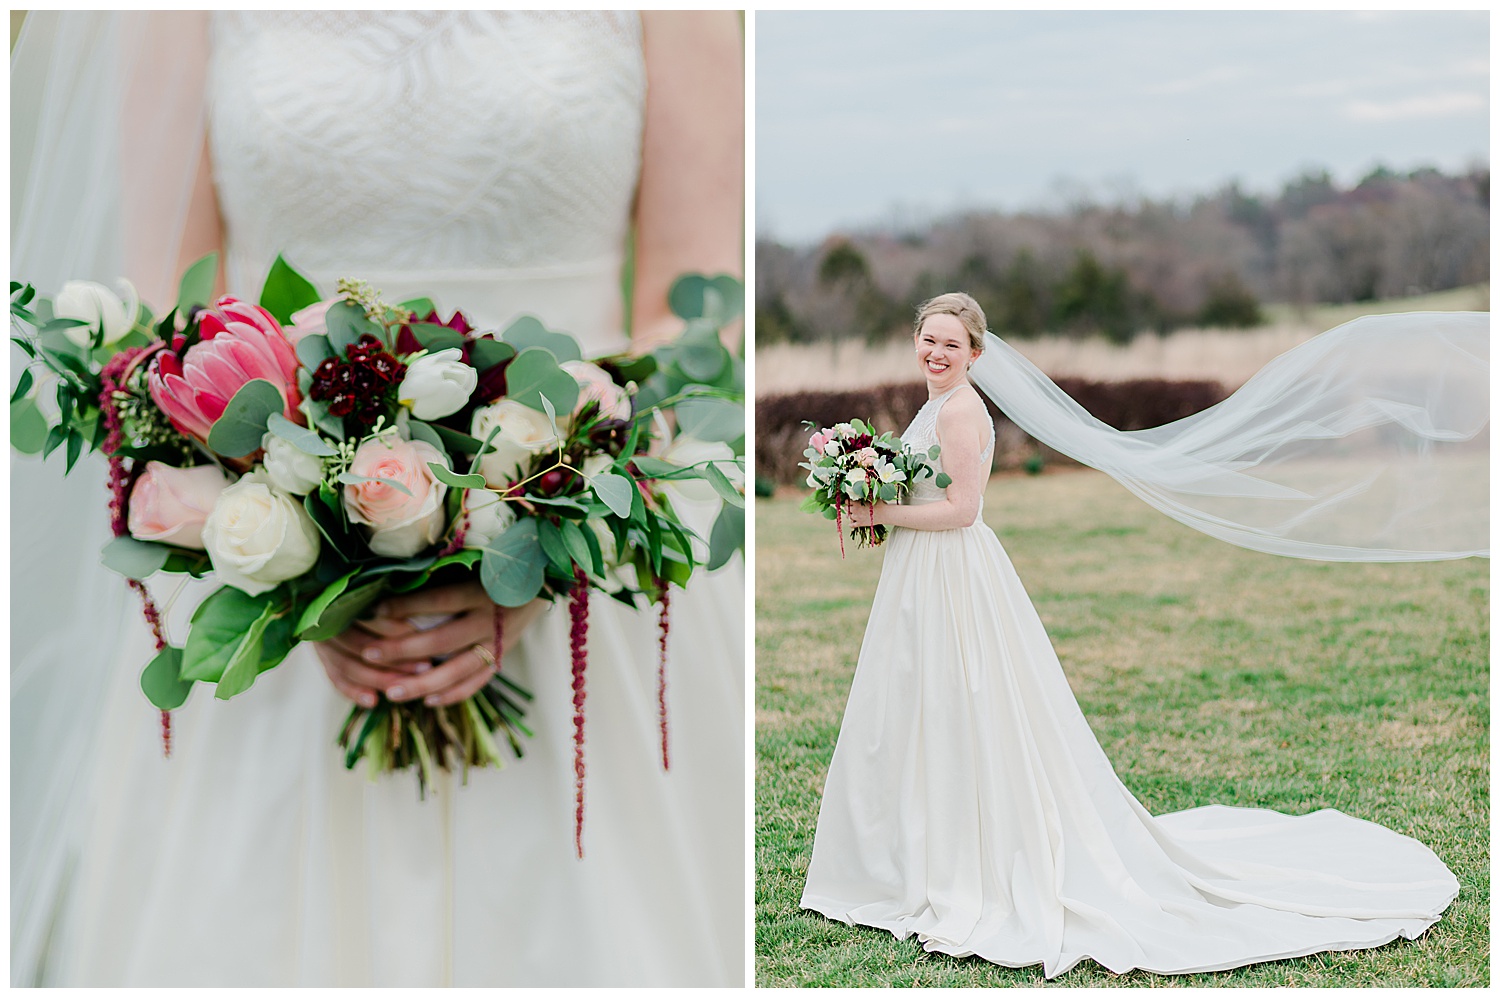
[473,644,497,672]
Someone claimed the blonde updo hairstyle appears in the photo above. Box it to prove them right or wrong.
[914,292,987,355]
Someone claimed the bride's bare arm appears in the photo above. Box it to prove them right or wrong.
[872,390,990,532]
[630,11,744,352]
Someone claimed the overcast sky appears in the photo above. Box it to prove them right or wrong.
[756,11,1489,244]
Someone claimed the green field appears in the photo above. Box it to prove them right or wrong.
[755,469,1488,987]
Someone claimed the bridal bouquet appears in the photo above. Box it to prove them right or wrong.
[799,419,946,553]
[11,255,744,841]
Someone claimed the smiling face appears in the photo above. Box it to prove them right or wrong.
[914,313,980,396]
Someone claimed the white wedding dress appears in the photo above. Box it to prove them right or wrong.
[800,385,1458,978]
[27,12,743,987]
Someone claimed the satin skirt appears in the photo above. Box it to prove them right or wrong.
[800,521,1458,978]
[53,566,744,987]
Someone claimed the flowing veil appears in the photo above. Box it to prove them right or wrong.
[969,313,1488,562]
[11,12,209,982]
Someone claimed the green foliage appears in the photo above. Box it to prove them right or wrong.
[504,347,581,414]
[176,252,218,313]
[1197,273,1266,328]
[206,379,284,457]
[258,254,321,324]
[480,518,547,606]
[140,646,192,710]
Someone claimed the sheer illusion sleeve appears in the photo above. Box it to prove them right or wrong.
[10,12,210,984]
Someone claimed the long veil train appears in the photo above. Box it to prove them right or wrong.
[969,312,1487,563]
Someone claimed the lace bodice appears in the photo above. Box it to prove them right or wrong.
[901,384,995,512]
[207,11,645,351]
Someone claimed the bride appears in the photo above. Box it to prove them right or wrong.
[800,292,1474,978]
[12,11,744,987]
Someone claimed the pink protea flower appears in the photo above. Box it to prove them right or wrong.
[148,297,304,443]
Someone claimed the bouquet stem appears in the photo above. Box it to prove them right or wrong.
[657,588,671,772]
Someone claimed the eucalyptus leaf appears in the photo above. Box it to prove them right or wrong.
[707,502,744,571]
[500,315,582,362]
[675,396,744,443]
[140,646,193,711]
[406,322,467,352]
[935,472,952,489]
[397,296,437,318]
[505,347,579,414]
[100,535,171,580]
[469,336,514,371]
[667,273,743,323]
[258,255,321,325]
[480,518,546,607]
[296,333,335,371]
[629,455,685,479]
[405,418,447,455]
[673,329,729,383]
[206,379,284,457]
[177,252,218,313]
[427,463,488,490]
[324,300,375,354]
[592,473,635,518]
[267,412,336,457]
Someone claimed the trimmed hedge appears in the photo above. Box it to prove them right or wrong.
[756,378,1229,485]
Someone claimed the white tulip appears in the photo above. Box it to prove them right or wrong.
[470,399,559,487]
[203,471,321,596]
[260,433,325,495]
[54,279,138,348]
[461,489,517,550]
[398,348,477,420]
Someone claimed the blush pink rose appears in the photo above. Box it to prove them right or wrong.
[560,360,631,421]
[285,299,336,344]
[856,446,880,468]
[127,461,232,550]
[809,430,831,454]
[342,436,450,557]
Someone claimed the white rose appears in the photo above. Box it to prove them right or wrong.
[260,432,325,495]
[398,348,478,420]
[847,467,868,485]
[55,279,138,348]
[824,440,842,457]
[470,399,560,487]
[461,489,517,550]
[203,471,321,596]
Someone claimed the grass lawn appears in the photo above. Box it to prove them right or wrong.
[755,468,1488,987]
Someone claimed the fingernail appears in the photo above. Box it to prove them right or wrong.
[364,647,384,662]
[415,661,432,673]
[423,695,441,706]
[361,693,376,708]
[388,685,406,700]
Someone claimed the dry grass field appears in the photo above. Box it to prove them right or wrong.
[755,285,1488,394]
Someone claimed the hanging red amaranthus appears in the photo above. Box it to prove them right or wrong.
[568,566,590,859]
[657,587,671,772]
[491,602,504,674]
[100,347,173,757]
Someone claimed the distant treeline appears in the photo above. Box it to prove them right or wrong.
[756,378,1229,485]
[758,164,1489,346]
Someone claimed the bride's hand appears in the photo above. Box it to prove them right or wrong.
[315,582,548,708]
